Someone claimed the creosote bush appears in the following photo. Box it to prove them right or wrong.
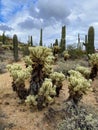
[7,46,65,110]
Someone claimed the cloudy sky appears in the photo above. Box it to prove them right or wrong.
[0,0,98,48]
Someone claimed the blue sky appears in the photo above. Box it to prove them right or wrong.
[0,0,98,48]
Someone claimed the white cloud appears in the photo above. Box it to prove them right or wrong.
[0,0,98,48]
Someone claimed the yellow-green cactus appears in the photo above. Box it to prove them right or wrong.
[67,70,92,104]
[63,50,70,61]
[75,65,91,79]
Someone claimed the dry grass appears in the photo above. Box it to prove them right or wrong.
[54,58,89,76]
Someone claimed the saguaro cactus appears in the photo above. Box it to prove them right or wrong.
[31,36,33,46]
[83,26,95,55]
[60,25,66,52]
[2,31,6,44]
[13,34,18,61]
[55,39,58,46]
[88,26,95,54]
[39,28,43,46]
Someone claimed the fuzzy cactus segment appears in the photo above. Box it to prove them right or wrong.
[7,64,32,99]
[53,45,60,56]
[75,65,91,79]
[50,72,65,96]
[88,53,98,79]
[39,78,56,104]
[25,95,37,106]
[50,72,65,82]
[23,56,32,67]
[29,46,54,75]
[7,64,32,83]
[63,50,70,60]
[89,53,98,68]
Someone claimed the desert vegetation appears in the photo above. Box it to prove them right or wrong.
[0,25,98,130]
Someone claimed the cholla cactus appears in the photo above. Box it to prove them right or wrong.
[50,72,65,96]
[89,53,98,68]
[67,70,92,104]
[53,45,60,56]
[63,50,70,61]
[7,64,32,83]
[75,65,91,79]
[23,56,32,67]
[7,46,65,110]
[25,95,37,106]
[89,53,98,80]
[38,78,56,108]
[7,64,32,99]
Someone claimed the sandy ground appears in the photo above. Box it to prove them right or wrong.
[0,61,98,130]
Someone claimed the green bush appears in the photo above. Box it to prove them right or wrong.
[58,104,98,130]
[22,45,30,56]
[67,44,85,59]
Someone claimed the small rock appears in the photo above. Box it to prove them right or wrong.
[4,102,9,105]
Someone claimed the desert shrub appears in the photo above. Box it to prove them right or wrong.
[58,104,98,130]
[22,45,30,56]
[2,44,13,50]
[54,59,88,77]
[67,44,85,59]
[1,45,11,50]
[0,63,6,74]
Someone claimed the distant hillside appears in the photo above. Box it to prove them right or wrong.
[0,34,24,45]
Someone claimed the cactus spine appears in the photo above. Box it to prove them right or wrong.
[13,34,18,61]
[60,25,66,52]
[39,28,43,46]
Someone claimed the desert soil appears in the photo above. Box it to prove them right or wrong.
[0,60,98,130]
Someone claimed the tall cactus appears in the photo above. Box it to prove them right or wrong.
[83,26,95,55]
[60,25,66,52]
[39,28,43,46]
[13,34,18,62]
[31,36,33,46]
[88,26,95,54]
[55,39,58,46]
[2,31,6,44]
[77,33,83,50]
[77,33,80,49]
